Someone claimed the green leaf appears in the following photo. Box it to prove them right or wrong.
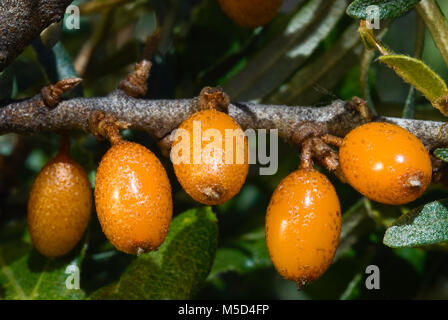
[33,40,80,83]
[267,22,361,105]
[347,0,422,20]
[208,227,271,279]
[383,199,448,248]
[340,273,363,300]
[0,220,87,300]
[90,207,218,300]
[334,198,375,261]
[0,67,15,100]
[379,55,448,115]
[434,148,448,163]
[393,248,426,274]
[224,0,347,101]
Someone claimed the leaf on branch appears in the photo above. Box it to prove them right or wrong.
[383,199,448,248]
[347,0,422,20]
[224,0,347,101]
[334,199,375,261]
[90,207,218,300]
[0,220,87,300]
[339,273,363,300]
[266,23,361,105]
[0,68,15,100]
[434,148,448,163]
[378,55,448,115]
[208,227,271,279]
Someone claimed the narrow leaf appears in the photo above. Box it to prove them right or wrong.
[340,273,363,300]
[267,23,361,105]
[90,207,218,300]
[347,0,422,20]
[434,148,448,163]
[224,0,347,101]
[379,55,448,115]
[208,227,271,279]
[334,199,375,261]
[383,199,448,248]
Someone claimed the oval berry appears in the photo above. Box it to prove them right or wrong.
[218,0,283,28]
[171,109,249,205]
[266,169,341,286]
[339,122,432,205]
[95,142,172,255]
[28,153,92,258]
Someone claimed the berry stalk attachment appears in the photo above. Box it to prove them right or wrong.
[28,133,92,258]
[91,112,173,255]
[170,87,249,205]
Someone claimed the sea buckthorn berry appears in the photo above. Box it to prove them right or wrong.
[339,122,432,205]
[266,169,341,286]
[218,0,283,28]
[171,109,249,205]
[95,142,172,255]
[28,153,92,258]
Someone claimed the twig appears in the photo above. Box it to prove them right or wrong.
[417,0,448,67]
[1,93,448,152]
[0,0,74,72]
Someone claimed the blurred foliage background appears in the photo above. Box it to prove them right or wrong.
[1,0,448,300]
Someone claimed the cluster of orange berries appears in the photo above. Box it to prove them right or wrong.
[267,122,432,286]
[27,90,249,258]
[27,91,432,287]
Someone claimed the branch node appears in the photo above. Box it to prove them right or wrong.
[321,134,344,148]
[157,133,174,158]
[141,26,162,61]
[347,96,374,121]
[291,121,327,146]
[119,60,152,98]
[89,110,130,145]
[198,86,230,113]
[40,78,83,109]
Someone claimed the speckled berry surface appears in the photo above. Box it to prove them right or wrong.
[218,0,283,28]
[171,110,249,205]
[339,122,432,205]
[265,169,341,286]
[94,142,172,255]
[27,153,92,258]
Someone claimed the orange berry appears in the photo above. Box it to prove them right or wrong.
[95,142,172,255]
[266,169,341,286]
[218,0,283,28]
[339,122,432,205]
[28,153,92,258]
[171,109,249,205]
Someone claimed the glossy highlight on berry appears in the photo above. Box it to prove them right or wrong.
[266,168,341,286]
[171,109,249,205]
[95,141,172,255]
[28,152,92,258]
[339,122,432,205]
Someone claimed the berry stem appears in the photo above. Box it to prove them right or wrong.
[299,139,314,170]
[58,131,71,156]
[198,86,230,113]
[321,134,344,147]
[88,110,129,145]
